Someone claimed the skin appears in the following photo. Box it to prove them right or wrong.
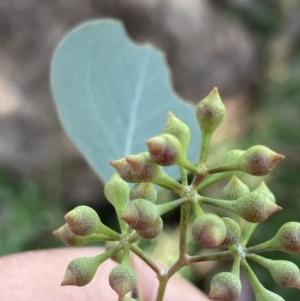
[0,247,209,301]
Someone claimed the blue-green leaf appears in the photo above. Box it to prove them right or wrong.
[51,19,200,183]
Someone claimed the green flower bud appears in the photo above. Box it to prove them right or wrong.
[163,111,190,153]
[136,217,163,239]
[201,191,281,223]
[130,182,157,203]
[53,224,87,246]
[104,173,130,213]
[223,149,245,165]
[146,133,183,166]
[110,158,138,182]
[261,258,299,288]
[109,265,137,298]
[209,272,241,301]
[269,222,300,254]
[120,198,159,230]
[64,205,102,236]
[233,191,281,223]
[192,214,227,248]
[237,145,284,176]
[222,176,250,200]
[53,224,113,246]
[220,217,241,247]
[254,287,285,301]
[196,87,226,136]
[61,256,101,286]
[253,181,276,203]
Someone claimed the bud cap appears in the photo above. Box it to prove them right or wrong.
[192,214,227,248]
[64,205,102,236]
[209,272,241,301]
[109,265,137,297]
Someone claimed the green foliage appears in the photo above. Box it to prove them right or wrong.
[0,171,64,255]
[50,18,299,301]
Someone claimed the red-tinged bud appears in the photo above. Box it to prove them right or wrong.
[64,206,102,236]
[136,217,163,239]
[130,182,157,203]
[109,265,137,298]
[110,158,138,182]
[163,111,191,153]
[53,224,89,246]
[269,260,299,288]
[53,224,113,246]
[123,154,184,192]
[209,272,241,301]
[120,198,159,230]
[104,173,130,213]
[126,152,163,182]
[220,217,241,247]
[269,222,300,254]
[237,145,284,176]
[192,214,227,248]
[222,176,250,200]
[61,256,101,286]
[202,191,281,223]
[146,133,183,166]
[248,254,300,288]
[232,191,281,223]
[196,87,226,136]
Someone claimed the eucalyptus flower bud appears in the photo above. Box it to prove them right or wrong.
[163,111,191,153]
[146,133,183,166]
[104,173,130,213]
[109,265,137,298]
[233,191,281,223]
[201,191,281,223]
[265,259,299,287]
[253,181,276,203]
[237,145,284,176]
[254,287,285,301]
[222,176,250,200]
[196,87,226,136]
[220,217,241,247]
[61,256,101,286]
[136,217,163,239]
[269,222,300,254]
[126,152,163,182]
[192,214,227,248]
[130,182,157,203]
[110,158,138,182]
[209,272,241,301]
[53,224,90,246]
[120,198,159,230]
[64,205,102,236]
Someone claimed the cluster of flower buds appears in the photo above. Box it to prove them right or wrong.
[54,87,295,301]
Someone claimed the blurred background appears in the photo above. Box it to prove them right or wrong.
[0,0,300,300]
